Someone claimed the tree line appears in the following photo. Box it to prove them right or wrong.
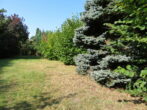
[0,9,29,58]
[32,16,85,65]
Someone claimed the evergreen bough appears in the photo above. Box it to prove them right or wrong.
[73,0,131,87]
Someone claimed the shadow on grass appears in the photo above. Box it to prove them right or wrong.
[13,56,42,60]
[0,80,17,94]
[0,59,13,72]
[0,93,77,110]
[118,98,147,105]
[0,58,16,96]
[0,56,42,70]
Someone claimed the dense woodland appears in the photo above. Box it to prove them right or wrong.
[0,0,147,102]
[0,9,29,58]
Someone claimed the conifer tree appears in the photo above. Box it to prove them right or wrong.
[73,0,131,87]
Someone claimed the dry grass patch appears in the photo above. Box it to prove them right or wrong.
[43,61,147,110]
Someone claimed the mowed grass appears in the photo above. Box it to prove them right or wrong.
[0,56,146,110]
[0,57,46,109]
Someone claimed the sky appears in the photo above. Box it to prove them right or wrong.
[0,0,86,37]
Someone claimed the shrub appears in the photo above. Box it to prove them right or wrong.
[34,16,85,65]
[20,39,37,56]
[91,70,131,87]
[53,16,85,65]
[36,31,59,59]
[126,68,147,102]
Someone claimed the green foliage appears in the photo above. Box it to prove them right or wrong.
[34,16,85,65]
[0,9,29,58]
[106,0,147,101]
[36,31,59,59]
[73,0,146,101]
[54,17,85,65]
[73,0,131,87]
[133,80,147,94]
[20,39,37,56]
[35,28,42,43]
[127,68,147,101]
[140,69,147,79]
[114,65,138,77]
[106,0,147,60]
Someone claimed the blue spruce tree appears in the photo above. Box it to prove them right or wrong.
[73,0,131,87]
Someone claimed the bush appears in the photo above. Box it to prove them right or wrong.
[54,17,85,65]
[34,16,85,65]
[126,68,147,102]
[35,31,59,59]
[91,70,131,87]
[20,39,37,56]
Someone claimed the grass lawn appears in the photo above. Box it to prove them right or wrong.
[0,56,146,110]
[0,56,46,110]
